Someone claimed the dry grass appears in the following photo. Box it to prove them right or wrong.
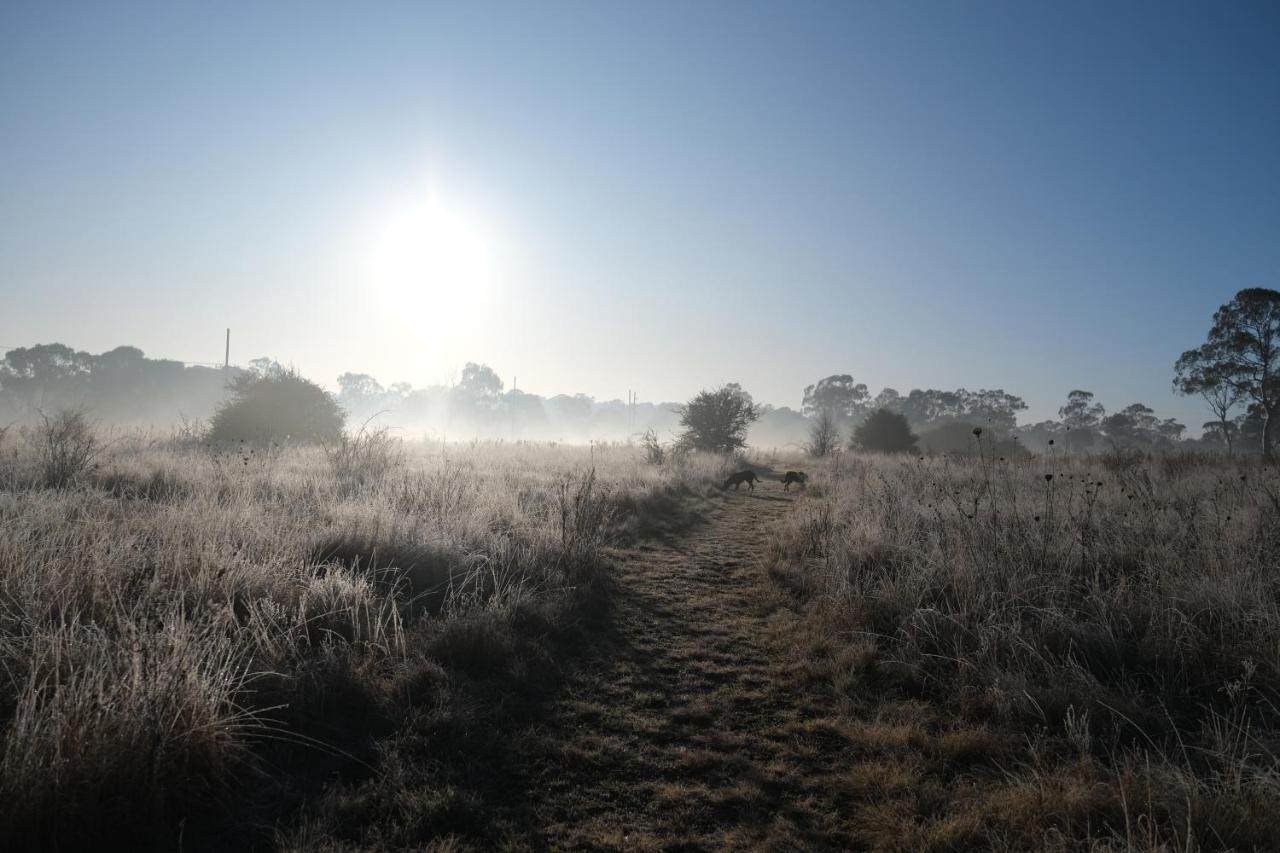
[9,425,1274,850]
[770,448,1280,850]
[0,430,728,849]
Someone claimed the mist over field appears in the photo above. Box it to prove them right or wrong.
[0,343,1251,455]
[3,2,1280,851]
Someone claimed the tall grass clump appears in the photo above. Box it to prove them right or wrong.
[36,408,101,488]
[324,422,403,495]
[771,448,1280,849]
[557,468,613,568]
[640,429,667,465]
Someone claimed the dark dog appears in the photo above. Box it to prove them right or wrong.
[723,470,761,490]
[782,471,808,491]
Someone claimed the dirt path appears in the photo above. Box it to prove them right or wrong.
[514,478,859,850]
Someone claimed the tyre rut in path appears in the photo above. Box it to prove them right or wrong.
[516,482,858,850]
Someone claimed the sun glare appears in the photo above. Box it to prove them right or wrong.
[363,192,497,321]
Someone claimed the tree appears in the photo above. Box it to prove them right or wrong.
[458,362,504,403]
[445,363,505,432]
[1058,389,1105,452]
[1101,402,1186,451]
[1100,404,1144,449]
[337,372,385,402]
[852,409,918,454]
[807,408,840,457]
[0,343,93,413]
[1059,389,1104,430]
[501,389,548,437]
[1102,403,1151,448]
[1200,419,1237,450]
[892,388,1026,431]
[963,389,1028,431]
[248,356,285,378]
[1176,288,1280,459]
[336,373,394,426]
[1174,352,1241,454]
[0,343,93,387]
[546,393,594,437]
[1237,403,1268,454]
[750,405,810,448]
[802,375,869,420]
[208,368,344,444]
[679,383,759,453]
[1155,417,1186,445]
[1013,420,1065,454]
[899,389,961,428]
[919,421,984,454]
[95,345,146,369]
[871,387,903,413]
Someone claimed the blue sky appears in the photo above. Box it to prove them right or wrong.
[2,1,1277,427]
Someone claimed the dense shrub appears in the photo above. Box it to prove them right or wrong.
[678,384,759,453]
[208,369,343,444]
[851,408,917,453]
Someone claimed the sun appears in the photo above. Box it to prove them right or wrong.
[362,191,496,319]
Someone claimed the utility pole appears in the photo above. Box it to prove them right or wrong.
[224,328,230,369]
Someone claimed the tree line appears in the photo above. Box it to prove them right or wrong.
[0,344,228,428]
[788,288,1278,458]
[0,349,688,443]
[3,288,1275,456]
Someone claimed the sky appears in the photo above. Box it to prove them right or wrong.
[2,1,1278,428]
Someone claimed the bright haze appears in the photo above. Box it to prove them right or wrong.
[2,2,1278,424]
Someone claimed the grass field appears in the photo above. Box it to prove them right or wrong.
[769,448,1280,850]
[0,429,727,848]
[1,424,1277,850]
